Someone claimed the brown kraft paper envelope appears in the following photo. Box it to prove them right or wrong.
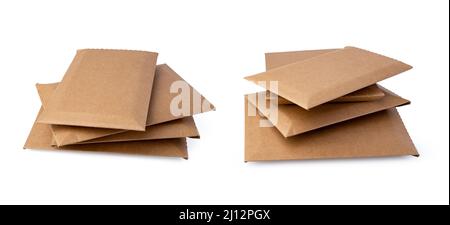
[36,83,200,146]
[245,46,412,109]
[248,85,409,137]
[265,49,385,103]
[37,64,213,146]
[37,49,158,131]
[24,109,188,158]
[244,97,418,161]
[147,64,215,125]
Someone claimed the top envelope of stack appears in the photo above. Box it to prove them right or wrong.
[245,46,412,109]
[37,49,159,131]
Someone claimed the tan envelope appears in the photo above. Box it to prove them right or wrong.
[246,46,412,109]
[38,64,213,146]
[244,97,418,161]
[248,86,409,137]
[37,49,158,131]
[147,64,215,125]
[24,109,188,158]
[265,49,385,103]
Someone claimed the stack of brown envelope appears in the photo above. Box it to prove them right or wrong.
[244,46,419,161]
[24,49,214,158]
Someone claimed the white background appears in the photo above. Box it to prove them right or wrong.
[0,0,448,205]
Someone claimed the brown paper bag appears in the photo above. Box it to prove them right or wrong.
[25,109,188,158]
[37,64,213,146]
[246,46,412,109]
[248,86,409,137]
[245,97,418,161]
[37,49,158,131]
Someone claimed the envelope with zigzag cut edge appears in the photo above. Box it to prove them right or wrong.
[265,48,385,104]
[37,49,159,131]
